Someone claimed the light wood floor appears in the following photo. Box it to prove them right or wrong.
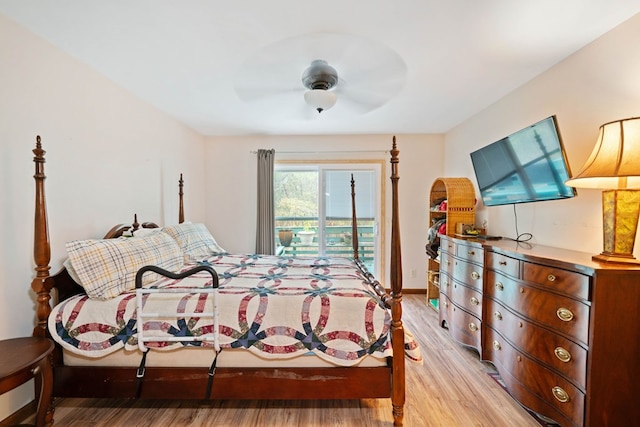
[26,295,543,426]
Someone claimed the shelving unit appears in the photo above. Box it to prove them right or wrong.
[426,177,476,311]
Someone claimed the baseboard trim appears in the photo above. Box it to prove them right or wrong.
[402,288,426,294]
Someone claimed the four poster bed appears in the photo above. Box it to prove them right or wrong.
[30,136,414,426]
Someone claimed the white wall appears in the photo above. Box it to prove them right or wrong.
[204,134,444,291]
[444,13,640,257]
[0,14,206,420]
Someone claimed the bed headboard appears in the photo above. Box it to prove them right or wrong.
[30,136,186,336]
[103,215,160,239]
[350,174,360,261]
[179,173,185,224]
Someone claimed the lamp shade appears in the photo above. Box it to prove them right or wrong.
[304,89,337,113]
[566,117,640,264]
[565,117,640,189]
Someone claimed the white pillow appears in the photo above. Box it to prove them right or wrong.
[65,232,184,300]
[161,223,225,262]
[132,227,161,237]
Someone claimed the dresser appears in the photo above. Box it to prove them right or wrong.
[438,236,484,353]
[437,236,640,427]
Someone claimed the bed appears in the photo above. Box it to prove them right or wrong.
[30,136,415,426]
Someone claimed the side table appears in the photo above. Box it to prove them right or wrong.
[0,337,54,427]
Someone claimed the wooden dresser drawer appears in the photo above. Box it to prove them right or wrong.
[439,251,454,277]
[439,271,452,296]
[450,280,482,318]
[455,242,484,265]
[448,303,482,352]
[486,271,590,345]
[453,259,483,291]
[485,298,587,389]
[439,292,452,328]
[486,251,520,279]
[522,263,590,301]
[484,327,585,427]
[440,237,456,255]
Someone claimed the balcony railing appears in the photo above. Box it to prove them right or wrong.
[275,216,375,271]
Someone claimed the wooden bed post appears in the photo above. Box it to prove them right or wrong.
[31,136,53,338]
[178,173,185,224]
[350,174,360,260]
[390,136,405,426]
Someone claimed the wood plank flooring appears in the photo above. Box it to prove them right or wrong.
[23,295,543,426]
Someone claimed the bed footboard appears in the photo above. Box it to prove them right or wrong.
[53,366,393,400]
[388,138,405,424]
[31,137,53,338]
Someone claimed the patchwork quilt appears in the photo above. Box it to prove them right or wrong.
[50,253,421,366]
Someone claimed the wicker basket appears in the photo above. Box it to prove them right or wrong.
[429,177,476,236]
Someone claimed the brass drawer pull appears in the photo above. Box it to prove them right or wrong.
[470,297,479,305]
[498,260,507,266]
[554,347,572,363]
[468,251,476,256]
[493,311,502,320]
[556,307,574,322]
[552,386,570,403]
[547,274,556,282]
[492,340,501,350]
[495,282,504,291]
[468,322,478,332]
[471,271,480,280]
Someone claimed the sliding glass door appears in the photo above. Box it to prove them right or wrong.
[274,162,382,274]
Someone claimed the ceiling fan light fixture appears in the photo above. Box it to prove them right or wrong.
[304,89,337,113]
[302,59,339,113]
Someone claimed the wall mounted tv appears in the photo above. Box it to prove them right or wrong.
[470,115,577,207]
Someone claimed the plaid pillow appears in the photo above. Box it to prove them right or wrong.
[161,223,225,262]
[66,232,184,300]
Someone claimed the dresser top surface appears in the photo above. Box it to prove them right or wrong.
[441,235,640,274]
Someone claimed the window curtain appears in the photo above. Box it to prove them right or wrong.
[256,149,275,254]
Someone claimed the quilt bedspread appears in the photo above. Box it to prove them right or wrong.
[50,253,421,366]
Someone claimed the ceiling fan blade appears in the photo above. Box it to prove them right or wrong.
[235,83,302,102]
[333,74,405,113]
[234,59,304,102]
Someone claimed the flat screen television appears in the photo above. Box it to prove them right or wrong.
[470,115,577,207]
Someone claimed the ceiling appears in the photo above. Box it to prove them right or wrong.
[2,1,639,136]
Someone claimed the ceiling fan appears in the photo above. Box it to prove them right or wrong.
[301,59,339,113]
[233,33,407,118]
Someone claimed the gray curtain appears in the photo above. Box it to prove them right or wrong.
[255,149,275,254]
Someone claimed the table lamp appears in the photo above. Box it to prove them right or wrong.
[565,117,640,264]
